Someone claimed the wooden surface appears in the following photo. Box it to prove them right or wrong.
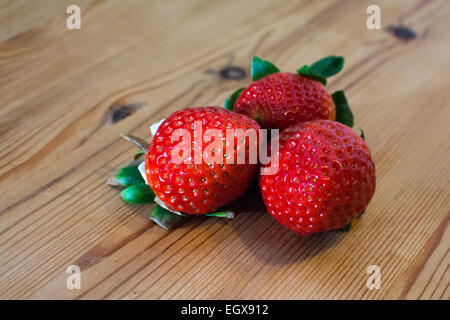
[0,0,449,300]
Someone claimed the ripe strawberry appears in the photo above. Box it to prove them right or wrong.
[235,72,335,129]
[145,106,260,215]
[259,120,376,235]
[226,56,352,130]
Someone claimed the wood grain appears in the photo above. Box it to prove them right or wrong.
[0,0,449,299]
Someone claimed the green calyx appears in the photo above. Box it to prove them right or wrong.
[332,90,354,128]
[151,205,184,230]
[134,149,144,159]
[225,55,345,109]
[341,221,352,232]
[298,56,344,85]
[205,211,235,218]
[150,204,235,231]
[251,56,280,81]
[120,183,155,204]
[359,128,365,141]
[108,166,145,187]
[225,87,245,111]
[120,133,149,153]
[297,65,327,85]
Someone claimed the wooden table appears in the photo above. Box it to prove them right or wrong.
[0,0,448,300]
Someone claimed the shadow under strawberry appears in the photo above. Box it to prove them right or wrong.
[230,208,347,266]
[151,177,265,236]
[215,181,353,263]
[223,174,347,265]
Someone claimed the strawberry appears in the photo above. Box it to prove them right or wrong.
[259,120,376,235]
[145,106,260,215]
[226,56,353,130]
[235,72,335,129]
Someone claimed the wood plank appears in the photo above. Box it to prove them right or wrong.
[0,0,449,299]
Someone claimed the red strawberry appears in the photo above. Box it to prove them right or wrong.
[234,72,335,129]
[259,120,376,235]
[145,106,260,215]
[227,56,352,130]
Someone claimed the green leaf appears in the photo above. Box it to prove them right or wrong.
[251,56,280,81]
[298,56,344,85]
[120,183,155,204]
[107,166,145,187]
[224,87,245,111]
[134,149,144,160]
[360,128,365,141]
[205,211,235,218]
[341,221,352,232]
[332,90,354,128]
[151,205,184,231]
[297,65,327,85]
[117,166,145,186]
[310,56,344,78]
